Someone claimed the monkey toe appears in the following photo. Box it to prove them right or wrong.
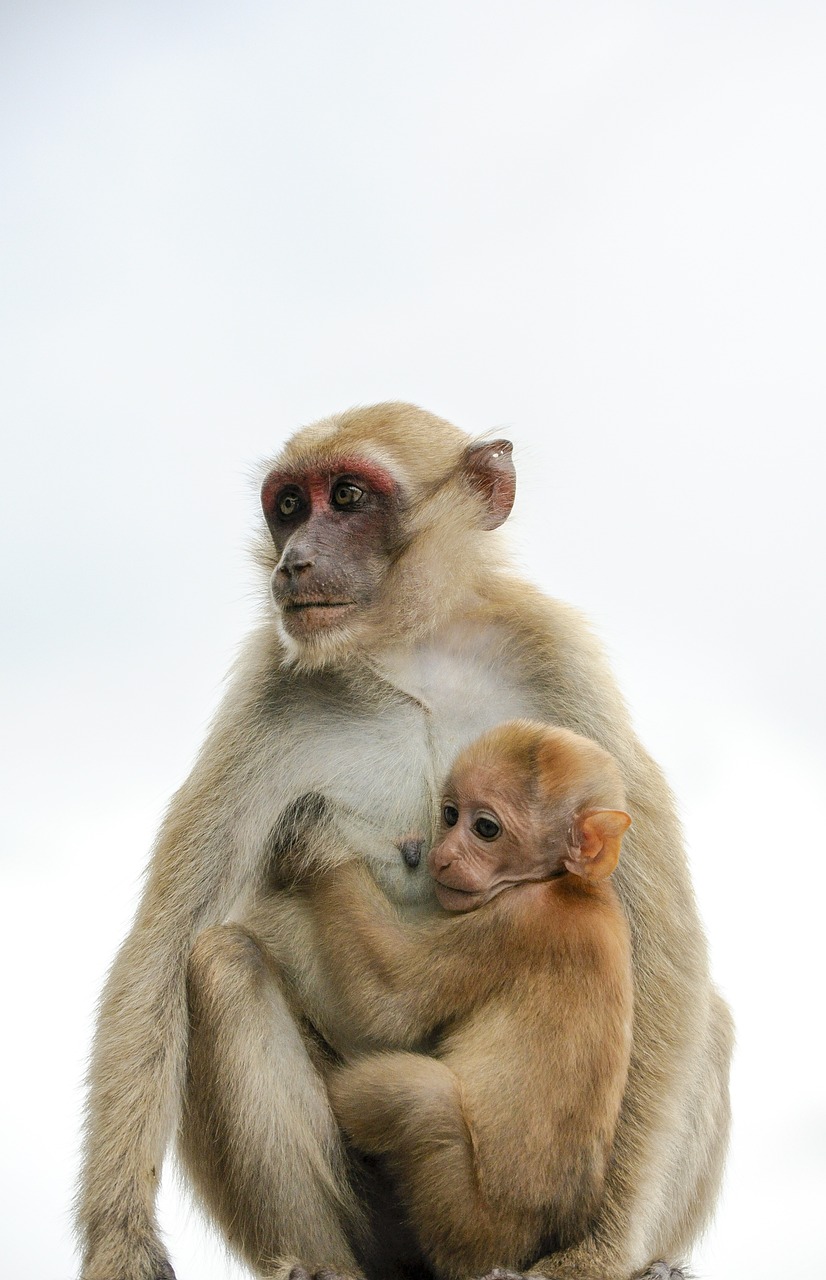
[476,1270,532,1280]
[476,1264,688,1280]
[288,1268,360,1280]
[638,1266,689,1280]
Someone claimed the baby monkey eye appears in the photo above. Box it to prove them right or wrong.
[472,815,501,841]
[332,481,365,508]
[442,803,459,827]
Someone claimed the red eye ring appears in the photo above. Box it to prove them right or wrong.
[278,492,301,517]
[332,481,365,508]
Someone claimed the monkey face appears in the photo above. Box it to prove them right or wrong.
[261,456,406,643]
[428,764,551,912]
[259,421,517,666]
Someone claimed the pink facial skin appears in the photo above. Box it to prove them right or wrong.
[427,768,552,913]
[260,457,403,637]
[427,758,630,912]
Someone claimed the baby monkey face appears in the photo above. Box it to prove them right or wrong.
[427,763,550,912]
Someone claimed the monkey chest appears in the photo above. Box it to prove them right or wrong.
[272,624,540,906]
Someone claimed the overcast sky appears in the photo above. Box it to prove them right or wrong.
[2,3,825,1278]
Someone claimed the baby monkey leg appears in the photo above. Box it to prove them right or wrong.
[328,1052,547,1280]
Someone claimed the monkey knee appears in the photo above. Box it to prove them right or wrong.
[328,1061,390,1150]
[189,923,246,983]
[331,1054,465,1157]
[385,1055,463,1140]
[187,924,271,1014]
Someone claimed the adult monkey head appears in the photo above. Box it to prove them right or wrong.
[259,403,516,667]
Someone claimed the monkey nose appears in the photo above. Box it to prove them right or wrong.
[277,549,314,577]
[427,847,452,874]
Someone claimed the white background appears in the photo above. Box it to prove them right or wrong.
[2,3,824,1278]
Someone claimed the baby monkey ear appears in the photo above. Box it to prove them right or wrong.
[565,809,632,880]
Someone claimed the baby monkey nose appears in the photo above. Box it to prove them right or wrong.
[428,844,453,874]
[398,838,425,869]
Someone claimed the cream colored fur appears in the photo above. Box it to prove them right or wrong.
[77,403,732,1280]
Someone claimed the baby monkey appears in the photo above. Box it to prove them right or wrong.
[304,720,634,1280]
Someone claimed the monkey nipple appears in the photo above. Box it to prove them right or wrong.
[398,837,425,869]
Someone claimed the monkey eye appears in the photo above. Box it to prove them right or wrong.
[472,814,501,841]
[332,481,365,508]
[275,488,303,519]
[442,802,459,827]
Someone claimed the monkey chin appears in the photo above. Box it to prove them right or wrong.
[274,604,364,672]
[433,881,490,913]
[281,602,358,635]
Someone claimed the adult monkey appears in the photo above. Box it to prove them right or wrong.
[77,403,732,1280]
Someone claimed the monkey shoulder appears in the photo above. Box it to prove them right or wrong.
[451,887,566,983]
[471,580,640,761]
[491,881,631,981]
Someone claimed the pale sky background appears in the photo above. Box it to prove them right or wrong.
[1,3,825,1278]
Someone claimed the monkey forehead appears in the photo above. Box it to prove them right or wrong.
[262,455,401,498]
[272,403,471,489]
[445,762,531,826]
[456,718,627,812]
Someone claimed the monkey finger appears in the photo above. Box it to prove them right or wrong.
[638,1266,690,1279]
[476,1270,540,1280]
[476,1270,569,1280]
[476,1261,689,1280]
[288,1267,363,1280]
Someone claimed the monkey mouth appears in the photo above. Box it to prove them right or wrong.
[283,601,353,611]
[280,600,357,633]
[433,880,486,913]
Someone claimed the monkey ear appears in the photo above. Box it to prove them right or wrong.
[565,809,632,880]
[462,439,516,529]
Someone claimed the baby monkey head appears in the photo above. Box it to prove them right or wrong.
[428,719,632,913]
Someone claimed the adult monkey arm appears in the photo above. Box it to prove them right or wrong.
[81,635,368,1280]
[77,644,288,1280]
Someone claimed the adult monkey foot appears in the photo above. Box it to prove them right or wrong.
[287,1262,689,1280]
[81,1238,178,1280]
[476,1266,689,1280]
[638,1266,690,1280]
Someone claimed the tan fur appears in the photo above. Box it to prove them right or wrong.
[76,403,732,1280]
[299,723,635,1280]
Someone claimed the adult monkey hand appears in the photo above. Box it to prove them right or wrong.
[76,403,731,1280]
